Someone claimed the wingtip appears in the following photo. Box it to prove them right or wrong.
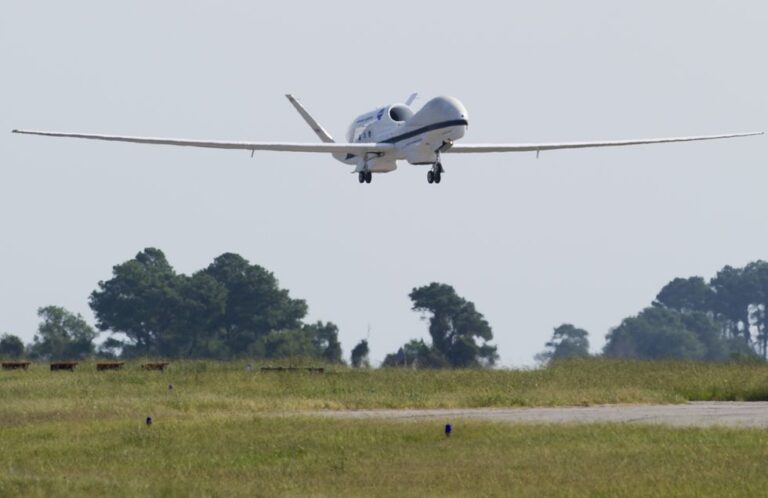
[11,129,19,133]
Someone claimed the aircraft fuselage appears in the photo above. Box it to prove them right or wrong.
[340,96,469,173]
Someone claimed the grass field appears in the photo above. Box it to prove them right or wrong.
[4,358,768,415]
[3,359,768,496]
[3,417,768,497]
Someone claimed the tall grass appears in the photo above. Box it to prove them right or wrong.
[3,358,768,420]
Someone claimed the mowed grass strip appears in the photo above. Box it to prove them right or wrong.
[2,416,768,497]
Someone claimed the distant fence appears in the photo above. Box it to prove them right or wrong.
[50,362,78,372]
[1,361,172,372]
[141,362,170,371]
[2,361,31,370]
[260,366,325,374]
[97,362,125,371]
[2,361,330,374]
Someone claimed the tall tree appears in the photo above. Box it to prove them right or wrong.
[536,324,590,364]
[744,261,768,358]
[603,307,736,361]
[408,283,497,367]
[259,322,343,362]
[90,249,338,359]
[654,277,714,313]
[350,339,370,368]
[90,248,181,356]
[0,334,25,358]
[382,338,449,368]
[709,265,759,344]
[30,306,97,360]
[203,253,307,355]
[164,272,228,358]
[305,321,343,363]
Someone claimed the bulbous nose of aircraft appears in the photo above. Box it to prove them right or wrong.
[412,96,469,126]
[433,96,469,122]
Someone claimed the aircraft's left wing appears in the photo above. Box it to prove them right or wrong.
[446,132,763,154]
[11,129,393,154]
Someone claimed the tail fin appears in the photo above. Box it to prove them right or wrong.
[285,94,335,143]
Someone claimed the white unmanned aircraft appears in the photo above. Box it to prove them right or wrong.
[12,94,763,184]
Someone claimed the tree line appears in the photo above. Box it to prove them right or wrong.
[7,250,766,367]
[0,248,498,367]
[538,260,768,363]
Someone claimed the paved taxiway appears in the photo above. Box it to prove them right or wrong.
[316,402,768,428]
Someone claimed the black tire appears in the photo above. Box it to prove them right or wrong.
[358,172,365,184]
[427,170,434,184]
[366,171,373,183]
[434,172,442,184]
[436,162,444,174]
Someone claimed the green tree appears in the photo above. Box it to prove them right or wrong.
[652,263,768,359]
[203,253,307,356]
[743,261,768,358]
[165,272,228,358]
[305,321,343,363]
[709,265,759,345]
[90,248,181,356]
[409,283,497,367]
[350,339,370,368]
[258,322,342,362]
[603,307,735,361]
[261,329,317,358]
[536,324,590,364]
[29,306,97,360]
[90,249,336,360]
[0,334,25,358]
[654,277,714,313]
[382,339,449,368]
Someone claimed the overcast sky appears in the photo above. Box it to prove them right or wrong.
[1,1,766,366]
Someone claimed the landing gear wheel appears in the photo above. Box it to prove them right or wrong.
[358,172,365,184]
[365,171,372,183]
[434,172,442,184]
[427,170,435,184]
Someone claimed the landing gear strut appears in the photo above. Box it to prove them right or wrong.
[358,171,372,184]
[427,162,443,184]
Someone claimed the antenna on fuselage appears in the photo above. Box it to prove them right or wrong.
[405,93,418,106]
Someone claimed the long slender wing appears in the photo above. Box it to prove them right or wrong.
[446,132,763,154]
[11,129,393,154]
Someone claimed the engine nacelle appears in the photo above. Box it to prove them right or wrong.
[346,104,414,142]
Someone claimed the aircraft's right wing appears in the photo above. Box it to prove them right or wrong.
[11,129,393,155]
[446,132,763,154]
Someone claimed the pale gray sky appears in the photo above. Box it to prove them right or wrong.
[1,1,766,366]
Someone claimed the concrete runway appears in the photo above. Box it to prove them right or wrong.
[316,402,768,428]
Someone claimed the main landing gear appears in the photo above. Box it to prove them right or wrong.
[358,171,372,184]
[427,162,444,184]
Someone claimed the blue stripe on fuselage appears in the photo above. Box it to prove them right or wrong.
[343,119,468,161]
